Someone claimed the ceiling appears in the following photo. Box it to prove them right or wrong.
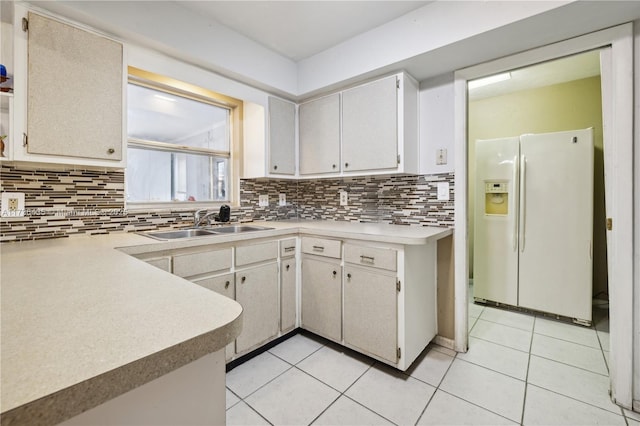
[176,1,431,61]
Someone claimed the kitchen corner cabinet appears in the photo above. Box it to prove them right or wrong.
[268,97,296,175]
[12,6,126,168]
[299,93,340,175]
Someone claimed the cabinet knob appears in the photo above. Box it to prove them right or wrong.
[286,264,290,271]
[274,165,278,170]
[107,148,115,154]
[347,273,352,280]
[332,164,336,169]
[332,270,337,276]
[225,280,230,289]
[344,162,349,168]
[241,276,246,283]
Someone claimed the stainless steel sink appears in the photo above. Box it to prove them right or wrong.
[143,228,219,240]
[210,225,274,234]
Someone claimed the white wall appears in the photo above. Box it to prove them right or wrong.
[419,73,455,175]
[633,18,640,409]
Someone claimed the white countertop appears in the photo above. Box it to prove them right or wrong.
[0,220,451,425]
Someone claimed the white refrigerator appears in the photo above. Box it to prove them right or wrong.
[473,128,594,324]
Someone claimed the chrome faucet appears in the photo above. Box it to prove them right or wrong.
[193,209,218,228]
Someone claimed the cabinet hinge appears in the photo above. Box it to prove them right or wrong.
[396,279,401,292]
[396,78,400,89]
[397,154,401,164]
[22,17,28,32]
[22,133,28,147]
[397,347,401,359]
[606,217,612,231]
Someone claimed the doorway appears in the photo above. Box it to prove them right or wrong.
[453,24,634,409]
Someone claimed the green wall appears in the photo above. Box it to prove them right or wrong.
[468,76,607,299]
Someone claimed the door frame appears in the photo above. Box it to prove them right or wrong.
[453,23,634,408]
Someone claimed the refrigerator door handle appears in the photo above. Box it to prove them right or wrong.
[513,155,519,251]
[519,155,526,252]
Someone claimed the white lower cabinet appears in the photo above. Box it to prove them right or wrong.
[235,262,279,353]
[280,259,297,333]
[301,257,342,342]
[193,273,236,361]
[343,265,398,364]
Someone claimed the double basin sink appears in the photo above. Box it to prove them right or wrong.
[143,225,274,241]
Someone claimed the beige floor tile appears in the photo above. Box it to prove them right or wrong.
[440,359,525,422]
[268,333,324,365]
[418,390,517,425]
[624,409,640,422]
[345,363,436,425]
[534,317,600,348]
[597,329,610,352]
[226,401,270,426]
[298,344,373,392]
[527,355,619,413]
[226,351,291,398]
[245,368,339,425]
[469,302,485,318]
[480,307,535,331]
[458,337,529,380]
[470,319,532,352]
[226,388,240,410]
[531,334,608,375]
[312,396,393,425]
[523,385,625,425]
[406,347,455,387]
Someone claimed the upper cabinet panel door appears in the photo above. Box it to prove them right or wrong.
[27,12,123,161]
[268,97,296,175]
[299,93,340,175]
[342,75,398,172]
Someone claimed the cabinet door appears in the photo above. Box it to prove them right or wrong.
[192,273,236,361]
[344,265,398,364]
[280,260,297,332]
[235,263,279,353]
[299,94,340,175]
[342,75,398,172]
[268,97,296,175]
[301,257,342,341]
[26,12,123,161]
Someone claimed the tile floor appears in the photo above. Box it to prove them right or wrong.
[226,300,639,425]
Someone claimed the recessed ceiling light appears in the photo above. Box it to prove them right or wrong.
[154,94,176,102]
[468,72,512,90]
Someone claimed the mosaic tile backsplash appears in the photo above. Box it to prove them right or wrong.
[1,164,454,242]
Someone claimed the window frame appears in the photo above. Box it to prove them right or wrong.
[125,66,243,211]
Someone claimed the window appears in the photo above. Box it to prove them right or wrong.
[126,67,242,206]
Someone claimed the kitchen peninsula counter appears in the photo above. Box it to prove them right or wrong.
[1,220,451,425]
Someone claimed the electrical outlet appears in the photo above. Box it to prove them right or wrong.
[436,148,448,165]
[339,191,348,206]
[437,182,450,201]
[258,194,269,207]
[279,193,286,206]
[1,192,25,217]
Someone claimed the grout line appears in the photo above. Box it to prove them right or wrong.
[520,315,536,425]
[413,352,458,425]
[435,388,522,425]
[241,400,275,426]
[529,353,609,377]
[225,387,243,411]
[533,330,603,350]
[526,383,627,419]
[467,334,531,355]
[453,357,526,383]
[473,317,534,333]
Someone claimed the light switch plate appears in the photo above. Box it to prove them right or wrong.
[1,192,26,217]
[258,194,269,207]
[436,148,448,165]
[279,193,286,206]
[437,182,450,201]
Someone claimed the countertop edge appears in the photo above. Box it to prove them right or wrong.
[0,314,243,426]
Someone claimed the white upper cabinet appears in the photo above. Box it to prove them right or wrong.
[342,75,399,172]
[12,7,126,168]
[299,93,340,175]
[268,97,296,175]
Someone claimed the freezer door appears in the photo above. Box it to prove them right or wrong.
[518,128,594,322]
[473,137,519,305]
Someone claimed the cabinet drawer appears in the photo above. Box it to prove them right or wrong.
[172,248,232,278]
[301,237,341,258]
[236,241,278,266]
[344,244,397,271]
[280,238,297,258]
[192,273,235,300]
